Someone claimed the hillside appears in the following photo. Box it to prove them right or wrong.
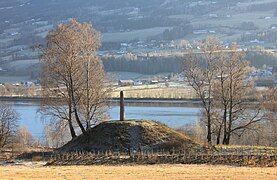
[1,0,277,78]
[59,120,199,153]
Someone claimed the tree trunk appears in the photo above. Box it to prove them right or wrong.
[207,114,212,145]
[222,107,228,145]
[73,107,87,135]
[226,121,232,145]
[86,60,90,130]
[216,118,224,145]
[216,126,221,145]
[225,102,233,145]
[69,75,87,136]
[224,74,233,145]
[68,119,76,139]
[71,91,87,135]
[68,106,76,139]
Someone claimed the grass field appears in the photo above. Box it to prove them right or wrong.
[0,164,276,180]
[112,87,196,99]
[102,27,172,42]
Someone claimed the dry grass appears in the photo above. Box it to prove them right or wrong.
[0,164,276,180]
[112,88,197,99]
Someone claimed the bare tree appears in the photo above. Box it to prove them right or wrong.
[44,121,70,148]
[183,37,263,145]
[262,88,277,146]
[182,36,222,145]
[0,104,19,148]
[213,44,263,145]
[77,49,111,130]
[39,19,110,139]
[17,126,34,147]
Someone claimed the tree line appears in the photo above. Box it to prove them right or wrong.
[103,56,181,74]
[103,51,277,75]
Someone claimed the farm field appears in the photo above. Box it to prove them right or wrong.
[237,0,277,8]
[102,27,172,42]
[191,11,277,29]
[0,75,33,83]
[112,87,196,99]
[0,164,276,180]
[108,71,170,81]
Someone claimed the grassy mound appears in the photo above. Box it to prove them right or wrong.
[59,120,199,153]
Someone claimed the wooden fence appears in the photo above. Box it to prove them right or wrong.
[47,148,277,167]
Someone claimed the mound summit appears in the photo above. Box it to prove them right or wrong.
[59,120,199,153]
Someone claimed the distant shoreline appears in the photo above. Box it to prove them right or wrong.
[0,96,257,107]
[0,96,202,105]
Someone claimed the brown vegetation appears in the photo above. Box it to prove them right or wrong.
[48,149,277,167]
[0,165,276,180]
[112,87,197,99]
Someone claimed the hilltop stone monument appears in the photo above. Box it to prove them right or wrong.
[120,91,125,121]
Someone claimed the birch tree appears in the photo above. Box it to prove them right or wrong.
[183,36,222,145]
[213,44,262,145]
[40,19,110,139]
[183,37,262,145]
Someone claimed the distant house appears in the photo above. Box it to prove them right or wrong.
[209,14,218,18]
[118,80,134,86]
[134,81,143,86]
[25,82,34,86]
[140,80,149,85]
[150,80,159,84]
[120,43,128,47]
[193,30,208,34]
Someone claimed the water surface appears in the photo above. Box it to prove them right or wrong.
[6,101,200,138]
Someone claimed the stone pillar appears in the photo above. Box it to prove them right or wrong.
[120,91,124,121]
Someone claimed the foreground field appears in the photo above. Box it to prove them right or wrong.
[0,164,276,180]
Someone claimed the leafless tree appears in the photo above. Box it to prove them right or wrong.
[182,36,222,145]
[17,126,34,147]
[44,121,70,148]
[39,19,111,139]
[183,37,263,145]
[261,88,277,146]
[213,44,263,145]
[0,104,19,148]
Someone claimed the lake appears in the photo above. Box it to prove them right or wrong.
[5,101,201,138]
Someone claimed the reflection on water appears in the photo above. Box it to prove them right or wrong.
[3,101,201,138]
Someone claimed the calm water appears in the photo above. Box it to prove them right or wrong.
[7,101,200,138]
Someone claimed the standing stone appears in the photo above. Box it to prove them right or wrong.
[120,91,125,121]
